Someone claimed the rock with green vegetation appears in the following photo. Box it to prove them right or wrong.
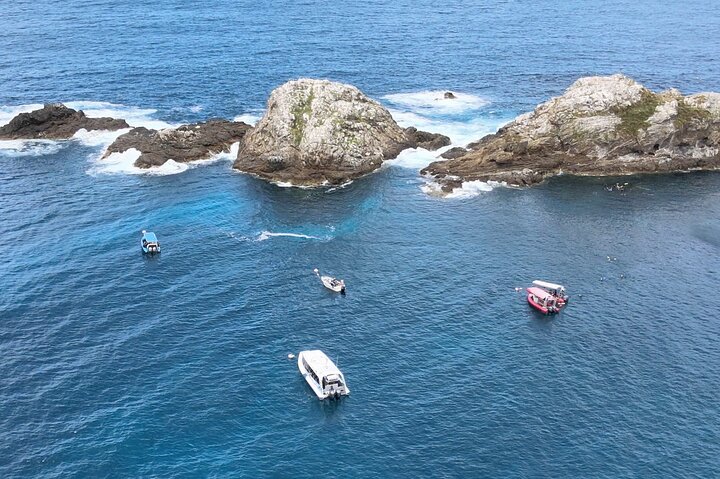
[422,74,720,192]
[234,79,449,186]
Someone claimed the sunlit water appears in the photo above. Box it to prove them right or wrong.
[2,1,720,477]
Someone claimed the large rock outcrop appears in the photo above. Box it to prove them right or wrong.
[0,103,129,140]
[102,120,252,168]
[422,74,720,190]
[234,79,449,185]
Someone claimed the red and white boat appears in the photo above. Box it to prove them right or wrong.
[532,280,569,306]
[526,287,562,314]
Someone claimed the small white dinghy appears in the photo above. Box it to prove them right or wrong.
[298,350,350,400]
[314,268,345,294]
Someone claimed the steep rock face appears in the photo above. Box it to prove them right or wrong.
[102,120,251,168]
[234,79,449,185]
[0,103,129,140]
[422,75,720,190]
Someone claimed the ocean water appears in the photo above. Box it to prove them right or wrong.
[2,1,720,477]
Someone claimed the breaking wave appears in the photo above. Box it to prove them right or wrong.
[0,139,64,157]
[421,179,507,199]
[88,142,240,176]
[383,90,489,115]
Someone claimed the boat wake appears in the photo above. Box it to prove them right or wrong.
[227,230,330,242]
[256,231,323,242]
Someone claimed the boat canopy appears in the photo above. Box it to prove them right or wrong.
[302,350,342,378]
[527,287,553,300]
[142,232,158,242]
[532,280,564,291]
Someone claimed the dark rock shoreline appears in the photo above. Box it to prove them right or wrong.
[102,120,252,168]
[0,104,128,140]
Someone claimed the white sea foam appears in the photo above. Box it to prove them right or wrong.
[421,179,507,198]
[233,113,263,126]
[385,147,444,169]
[89,142,240,176]
[390,109,506,148]
[88,149,190,176]
[383,90,489,115]
[72,127,132,147]
[65,101,178,130]
[0,139,64,157]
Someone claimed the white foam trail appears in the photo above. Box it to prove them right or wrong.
[189,105,203,113]
[233,113,263,126]
[0,139,64,157]
[0,103,44,127]
[383,90,489,115]
[256,231,320,241]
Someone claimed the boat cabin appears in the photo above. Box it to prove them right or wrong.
[532,280,568,301]
[298,350,350,400]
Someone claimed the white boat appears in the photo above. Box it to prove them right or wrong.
[313,268,345,293]
[532,280,569,303]
[297,350,350,400]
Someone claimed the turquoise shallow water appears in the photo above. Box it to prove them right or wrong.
[2,1,720,477]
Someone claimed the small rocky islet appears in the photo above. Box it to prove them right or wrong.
[3,75,720,191]
[423,74,720,190]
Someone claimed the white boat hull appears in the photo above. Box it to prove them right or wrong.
[297,351,350,400]
[321,276,344,293]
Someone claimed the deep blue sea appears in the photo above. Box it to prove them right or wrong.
[2,1,720,477]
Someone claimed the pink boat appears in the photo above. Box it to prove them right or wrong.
[526,287,562,314]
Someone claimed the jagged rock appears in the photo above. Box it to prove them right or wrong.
[422,74,720,191]
[234,79,448,186]
[444,92,457,99]
[403,127,450,151]
[102,120,251,168]
[0,103,128,140]
[439,147,468,159]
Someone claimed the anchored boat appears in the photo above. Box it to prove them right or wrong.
[532,280,569,305]
[527,287,561,314]
[298,350,350,400]
[313,268,345,294]
[141,230,161,254]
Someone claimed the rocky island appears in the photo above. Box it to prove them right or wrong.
[102,120,251,168]
[0,103,128,140]
[423,74,720,190]
[234,79,449,186]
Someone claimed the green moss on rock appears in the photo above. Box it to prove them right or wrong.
[674,98,711,128]
[290,90,315,146]
[611,90,662,137]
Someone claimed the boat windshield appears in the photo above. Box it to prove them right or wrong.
[322,375,341,388]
